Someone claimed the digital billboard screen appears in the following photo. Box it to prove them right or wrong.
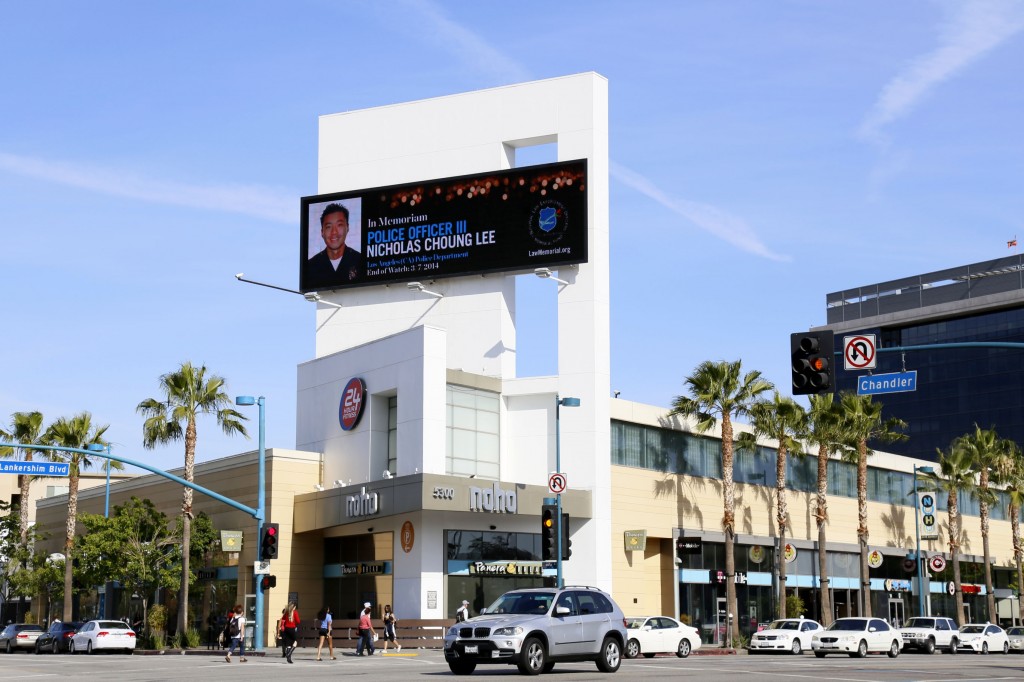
[299,159,588,293]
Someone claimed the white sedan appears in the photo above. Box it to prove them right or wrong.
[70,620,136,655]
[749,618,822,655]
[957,624,1010,654]
[811,617,901,658]
[624,616,701,658]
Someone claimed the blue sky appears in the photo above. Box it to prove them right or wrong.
[2,0,1023,473]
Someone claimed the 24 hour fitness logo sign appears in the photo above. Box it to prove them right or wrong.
[339,377,367,431]
[528,200,571,247]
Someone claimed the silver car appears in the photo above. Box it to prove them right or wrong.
[444,586,628,675]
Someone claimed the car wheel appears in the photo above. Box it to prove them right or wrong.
[1003,642,1009,655]
[87,641,94,655]
[815,651,827,658]
[35,643,42,655]
[949,637,958,654]
[791,639,802,655]
[982,642,989,655]
[923,638,935,654]
[596,636,622,673]
[855,639,868,658]
[5,641,11,654]
[447,659,476,675]
[625,638,641,659]
[888,640,900,658]
[517,636,546,676]
[677,638,691,658]
[69,641,75,655]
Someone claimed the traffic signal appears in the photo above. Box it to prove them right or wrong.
[561,513,572,561]
[260,575,277,592]
[790,331,834,395]
[260,523,280,560]
[541,504,558,561]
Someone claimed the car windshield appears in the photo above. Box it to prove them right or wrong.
[960,625,984,634]
[903,618,933,628]
[98,621,130,630]
[17,624,44,632]
[486,592,555,615]
[827,619,867,631]
[625,618,648,629]
[767,621,800,631]
[1007,627,1024,635]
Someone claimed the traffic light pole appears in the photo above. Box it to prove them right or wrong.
[253,397,266,651]
[556,396,564,589]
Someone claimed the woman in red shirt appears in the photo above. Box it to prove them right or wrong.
[281,602,300,663]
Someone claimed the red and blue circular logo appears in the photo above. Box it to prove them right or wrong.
[339,377,367,431]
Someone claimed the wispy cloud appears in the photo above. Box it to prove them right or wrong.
[0,151,296,224]
[611,162,789,262]
[859,0,1024,142]
[398,0,532,84]
[402,0,784,262]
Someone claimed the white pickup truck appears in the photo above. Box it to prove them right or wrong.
[898,616,959,654]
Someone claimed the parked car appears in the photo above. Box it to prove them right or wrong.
[34,621,83,654]
[0,623,45,653]
[810,617,901,658]
[623,616,701,658]
[443,585,628,675]
[749,618,822,655]
[1007,626,1024,653]
[69,620,136,655]
[957,623,1009,654]
[898,616,959,654]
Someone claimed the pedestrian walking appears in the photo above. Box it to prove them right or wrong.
[281,602,300,664]
[315,605,336,661]
[355,602,377,656]
[224,605,247,663]
[456,599,470,622]
[382,604,401,652]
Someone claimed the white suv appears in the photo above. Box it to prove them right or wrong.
[898,616,959,654]
[443,586,628,675]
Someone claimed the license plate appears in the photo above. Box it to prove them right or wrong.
[464,645,478,654]
[823,643,836,648]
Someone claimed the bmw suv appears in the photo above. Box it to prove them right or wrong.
[443,586,628,675]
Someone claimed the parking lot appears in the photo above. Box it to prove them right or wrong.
[1,648,1022,681]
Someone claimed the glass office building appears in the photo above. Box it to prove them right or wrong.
[824,257,1024,460]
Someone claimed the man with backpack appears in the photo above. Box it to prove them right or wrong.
[225,604,246,663]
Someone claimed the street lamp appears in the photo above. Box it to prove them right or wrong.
[87,442,113,619]
[554,395,580,588]
[913,464,935,617]
[235,395,266,651]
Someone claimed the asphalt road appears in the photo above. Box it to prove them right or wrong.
[1,648,1022,681]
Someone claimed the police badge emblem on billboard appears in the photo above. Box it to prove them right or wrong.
[528,200,570,246]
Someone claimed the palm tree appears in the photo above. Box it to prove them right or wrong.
[45,411,109,620]
[838,393,906,618]
[669,360,773,644]
[1002,451,1024,624]
[137,362,248,636]
[805,393,844,626]
[936,441,976,626]
[0,411,48,543]
[958,425,1015,623]
[737,392,806,619]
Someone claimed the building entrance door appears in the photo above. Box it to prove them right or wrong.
[715,597,727,646]
[887,597,905,628]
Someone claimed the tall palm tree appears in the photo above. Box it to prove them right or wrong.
[806,393,844,626]
[1002,451,1024,624]
[838,393,906,618]
[958,425,1015,623]
[670,360,773,644]
[936,442,976,626]
[0,411,47,543]
[137,362,248,636]
[737,392,806,619]
[45,412,109,620]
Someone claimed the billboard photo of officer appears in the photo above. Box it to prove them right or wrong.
[304,199,363,291]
